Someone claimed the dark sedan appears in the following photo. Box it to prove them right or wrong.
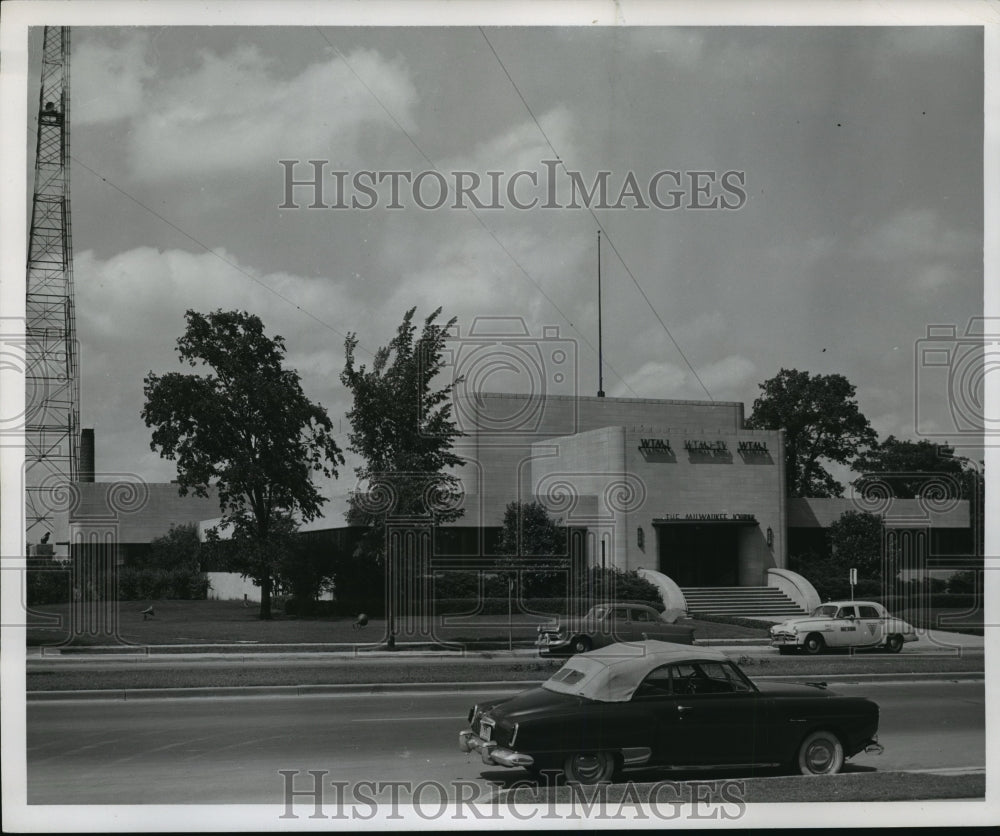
[536,602,694,654]
[460,640,883,783]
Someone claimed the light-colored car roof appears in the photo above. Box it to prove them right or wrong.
[542,640,730,703]
[817,601,883,608]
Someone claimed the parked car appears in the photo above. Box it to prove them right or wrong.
[536,602,694,654]
[769,600,918,654]
[459,640,883,783]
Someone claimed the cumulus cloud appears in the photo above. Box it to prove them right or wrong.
[856,208,978,262]
[74,246,360,481]
[445,105,576,177]
[698,354,757,396]
[608,352,755,403]
[72,31,156,125]
[77,40,420,180]
[850,208,979,299]
[612,360,687,399]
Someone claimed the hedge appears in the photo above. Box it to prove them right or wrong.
[429,597,661,617]
[26,566,72,605]
[116,567,211,601]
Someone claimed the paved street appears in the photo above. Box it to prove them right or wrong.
[25,679,984,806]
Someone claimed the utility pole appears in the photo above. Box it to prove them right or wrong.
[25,26,80,542]
[597,230,605,398]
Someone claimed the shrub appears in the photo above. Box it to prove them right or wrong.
[686,613,777,629]
[581,567,662,608]
[26,565,71,605]
[117,566,210,601]
[947,571,977,594]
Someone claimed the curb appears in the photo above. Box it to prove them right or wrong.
[27,680,531,701]
[39,638,773,655]
[43,642,531,655]
[26,670,984,702]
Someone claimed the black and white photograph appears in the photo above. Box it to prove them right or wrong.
[1,0,996,830]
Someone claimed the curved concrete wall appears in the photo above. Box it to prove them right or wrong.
[767,568,820,613]
[637,567,688,615]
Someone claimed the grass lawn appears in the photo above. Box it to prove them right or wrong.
[25,598,770,648]
[25,651,984,693]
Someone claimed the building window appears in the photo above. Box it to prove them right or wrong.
[637,527,645,551]
[766,527,774,548]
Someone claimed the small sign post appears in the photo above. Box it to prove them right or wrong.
[849,567,857,601]
[508,576,513,653]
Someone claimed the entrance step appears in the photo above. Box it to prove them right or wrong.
[680,586,806,617]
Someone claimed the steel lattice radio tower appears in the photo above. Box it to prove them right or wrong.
[25,26,79,539]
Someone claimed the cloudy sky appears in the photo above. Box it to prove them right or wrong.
[23,19,985,508]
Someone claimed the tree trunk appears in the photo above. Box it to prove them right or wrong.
[259,572,272,620]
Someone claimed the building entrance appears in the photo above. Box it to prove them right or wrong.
[655,522,740,586]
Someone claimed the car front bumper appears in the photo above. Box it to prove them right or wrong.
[536,636,571,651]
[459,730,534,769]
[770,634,800,647]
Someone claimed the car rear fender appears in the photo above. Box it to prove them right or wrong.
[512,705,654,760]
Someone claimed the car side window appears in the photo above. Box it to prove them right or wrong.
[669,663,701,696]
[632,663,675,700]
[689,662,753,694]
[632,609,654,622]
[858,605,880,618]
[836,606,857,619]
[612,608,628,620]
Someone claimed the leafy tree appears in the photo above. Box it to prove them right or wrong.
[147,523,202,570]
[497,500,567,558]
[341,307,466,550]
[275,529,338,609]
[496,501,568,597]
[746,368,877,497]
[827,510,885,578]
[851,436,971,499]
[341,307,465,644]
[117,522,209,603]
[143,309,344,619]
[580,566,663,610]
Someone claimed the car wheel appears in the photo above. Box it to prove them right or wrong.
[803,634,825,655]
[570,636,593,654]
[885,634,904,653]
[564,751,617,784]
[797,730,844,775]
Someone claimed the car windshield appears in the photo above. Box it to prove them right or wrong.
[588,607,609,619]
[811,605,838,617]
